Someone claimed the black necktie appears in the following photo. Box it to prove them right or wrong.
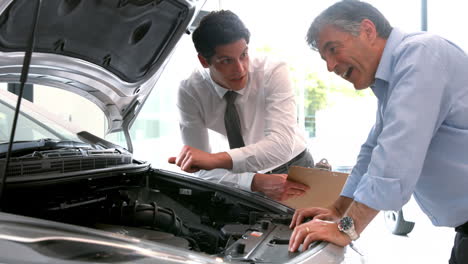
[224,91,245,149]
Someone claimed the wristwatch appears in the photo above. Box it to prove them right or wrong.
[338,216,359,241]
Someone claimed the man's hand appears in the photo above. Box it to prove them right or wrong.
[289,206,341,229]
[168,145,232,173]
[288,219,350,252]
[251,173,309,201]
[289,196,354,229]
[288,200,379,252]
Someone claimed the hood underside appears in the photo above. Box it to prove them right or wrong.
[0,0,201,133]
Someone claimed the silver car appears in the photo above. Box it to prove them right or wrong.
[0,0,348,263]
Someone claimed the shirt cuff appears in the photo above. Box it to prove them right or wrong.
[227,148,249,173]
[353,174,403,211]
[238,172,256,191]
[340,172,361,198]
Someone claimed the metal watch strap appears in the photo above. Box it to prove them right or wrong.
[338,216,360,241]
[344,226,359,241]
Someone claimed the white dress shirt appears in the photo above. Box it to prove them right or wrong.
[177,56,307,191]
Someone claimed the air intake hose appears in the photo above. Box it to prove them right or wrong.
[109,201,190,237]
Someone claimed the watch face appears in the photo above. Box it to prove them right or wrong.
[339,216,354,231]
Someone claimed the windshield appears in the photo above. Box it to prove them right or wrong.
[0,94,80,144]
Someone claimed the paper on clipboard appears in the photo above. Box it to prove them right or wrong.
[281,166,349,209]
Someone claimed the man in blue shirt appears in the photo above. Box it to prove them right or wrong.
[287,1,468,262]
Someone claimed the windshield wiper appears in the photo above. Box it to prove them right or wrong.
[0,139,94,158]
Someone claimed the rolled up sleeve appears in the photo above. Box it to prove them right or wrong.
[196,169,255,191]
[354,174,403,210]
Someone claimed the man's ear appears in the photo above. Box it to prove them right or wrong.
[360,19,378,43]
[198,54,210,68]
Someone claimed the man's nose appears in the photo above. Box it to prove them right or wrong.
[326,57,337,72]
[233,59,246,73]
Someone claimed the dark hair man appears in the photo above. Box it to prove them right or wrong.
[168,10,314,201]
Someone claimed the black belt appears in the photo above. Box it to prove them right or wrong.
[456,221,468,234]
[267,149,307,174]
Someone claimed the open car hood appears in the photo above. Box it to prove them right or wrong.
[0,0,202,134]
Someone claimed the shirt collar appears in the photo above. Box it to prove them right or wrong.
[199,62,253,99]
[371,28,406,99]
[210,75,248,99]
[375,28,406,82]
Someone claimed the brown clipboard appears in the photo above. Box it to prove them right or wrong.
[281,166,349,209]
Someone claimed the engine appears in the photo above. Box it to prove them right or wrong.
[1,167,300,262]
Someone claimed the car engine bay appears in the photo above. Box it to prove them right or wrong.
[0,147,321,263]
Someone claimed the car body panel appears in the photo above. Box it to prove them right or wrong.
[0,211,224,264]
[0,0,349,263]
[0,0,202,135]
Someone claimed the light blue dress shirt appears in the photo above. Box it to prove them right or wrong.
[341,28,468,227]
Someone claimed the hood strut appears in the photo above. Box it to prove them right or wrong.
[0,0,42,209]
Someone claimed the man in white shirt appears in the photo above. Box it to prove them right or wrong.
[168,10,313,201]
